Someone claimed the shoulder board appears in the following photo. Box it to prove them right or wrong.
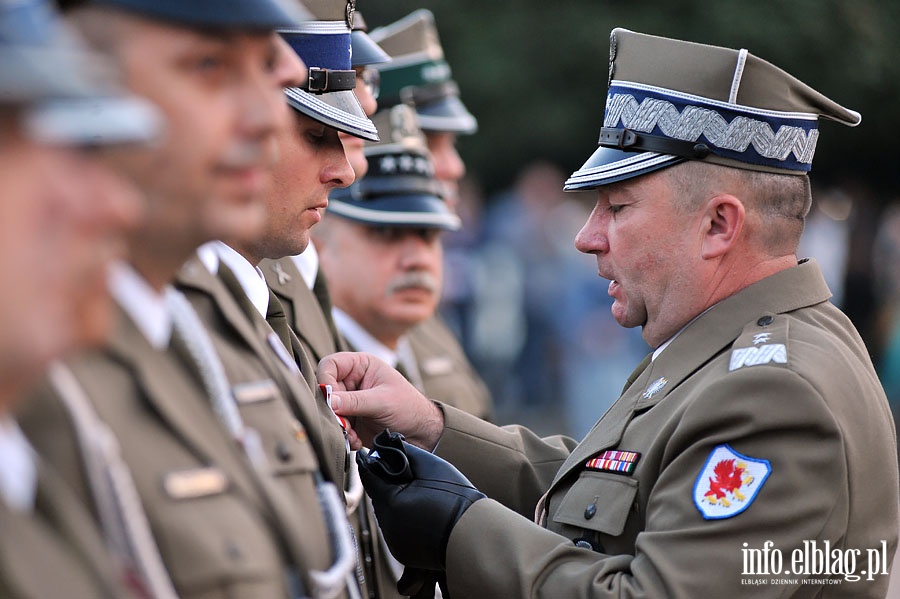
[728,313,789,372]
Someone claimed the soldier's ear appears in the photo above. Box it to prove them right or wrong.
[699,194,745,260]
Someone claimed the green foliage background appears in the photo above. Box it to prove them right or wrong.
[362,1,900,199]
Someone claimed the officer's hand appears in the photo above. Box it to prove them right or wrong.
[357,430,485,571]
[317,352,444,450]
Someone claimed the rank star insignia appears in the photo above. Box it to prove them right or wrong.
[380,156,397,173]
[271,262,291,285]
[398,154,415,172]
[642,377,667,399]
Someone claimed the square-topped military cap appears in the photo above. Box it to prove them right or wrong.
[280,0,379,141]
[565,28,861,191]
[328,104,461,231]
[1,0,161,146]
[370,9,477,135]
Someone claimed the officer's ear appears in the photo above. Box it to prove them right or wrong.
[699,194,745,260]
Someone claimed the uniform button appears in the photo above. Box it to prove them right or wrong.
[584,503,597,520]
[275,441,292,462]
[574,539,595,550]
[757,315,774,326]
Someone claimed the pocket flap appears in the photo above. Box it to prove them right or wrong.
[553,471,637,536]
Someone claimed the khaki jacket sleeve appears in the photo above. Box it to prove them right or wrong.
[443,368,876,598]
[435,403,579,518]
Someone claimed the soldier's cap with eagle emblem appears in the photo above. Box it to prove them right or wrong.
[564,28,861,191]
[58,0,311,30]
[328,103,461,231]
[2,0,162,146]
[280,0,379,141]
[369,9,477,135]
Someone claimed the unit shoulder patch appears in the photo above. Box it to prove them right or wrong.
[693,444,770,520]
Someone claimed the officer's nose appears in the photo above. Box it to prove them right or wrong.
[575,201,610,255]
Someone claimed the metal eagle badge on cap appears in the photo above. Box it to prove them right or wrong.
[693,444,771,520]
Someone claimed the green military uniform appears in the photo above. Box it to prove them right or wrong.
[21,304,327,598]
[261,255,347,361]
[0,462,130,599]
[0,0,160,596]
[260,255,405,599]
[433,260,899,597]
[177,255,371,598]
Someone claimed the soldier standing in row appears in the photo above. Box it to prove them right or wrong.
[16,1,369,597]
[0,0,159,595]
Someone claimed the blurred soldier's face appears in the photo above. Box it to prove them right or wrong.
[318,220,443,347]
[426,131,465,210]
[98,13,305,248]
[250,110,354,260]
[0,110,141,403]
[339,65,378,179]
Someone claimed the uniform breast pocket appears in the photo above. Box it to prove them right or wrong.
[553,471,638,537]
[231,380,320,476]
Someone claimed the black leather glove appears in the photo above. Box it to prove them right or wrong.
[397,568,447,599]
[357,430,485,573]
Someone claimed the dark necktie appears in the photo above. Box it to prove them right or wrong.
[266,290,295,360]
[312,270,343,351]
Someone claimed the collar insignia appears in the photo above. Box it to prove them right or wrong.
[642,377,668,399]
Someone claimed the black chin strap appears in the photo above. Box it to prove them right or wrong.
[600,127,713,160]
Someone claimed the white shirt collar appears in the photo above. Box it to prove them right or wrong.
[333,308,398,367]
[109,261,172,350]
[198,241,270,318]
[290,242,319,291]
[0,417,37,512]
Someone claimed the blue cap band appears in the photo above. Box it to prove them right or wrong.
[604,82,820,172]
[280,27,351,70]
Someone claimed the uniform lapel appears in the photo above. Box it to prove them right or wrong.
[176,257,344,485]
[261,257,339,362]
[105,310,267,511]
[549,356,654,490]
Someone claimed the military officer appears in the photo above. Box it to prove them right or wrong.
[259,1,391,365]
[321,28,900,598]
[0,0,159,596]
[175,1,388,597]
[369,9,494,421]
[14,1,368,598]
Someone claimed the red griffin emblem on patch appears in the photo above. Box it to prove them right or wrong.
[703,458,753,507]
[694,444,770,519]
